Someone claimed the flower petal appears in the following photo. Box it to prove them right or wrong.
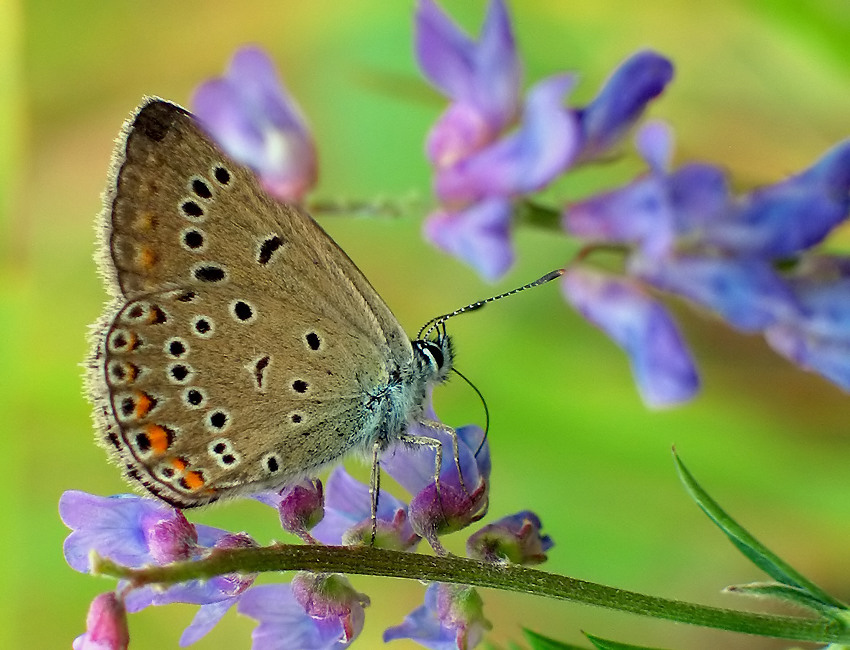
[435,74,579,203]
[192,45,316,201]
[60,492,170,572]
[415,0,519,131]
[239,584,361,650]
[576,50,674,161]
[563,174,674,257]
[562,267,699,406]
[179,598,239,647]
[424,199,515,281]
[633,254,798,332]
[703,140,850,257]
[635,119,674,172]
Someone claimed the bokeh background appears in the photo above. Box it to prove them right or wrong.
[2,1,849,648]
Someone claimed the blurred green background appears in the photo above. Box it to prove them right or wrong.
[2,1,849,648]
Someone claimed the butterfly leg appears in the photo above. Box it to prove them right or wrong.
[397,432,445,502]
[369,441,381,547]
[419,419,467,495]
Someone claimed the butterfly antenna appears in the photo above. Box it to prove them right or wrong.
[450,367,490,458]
[418,269,565,341]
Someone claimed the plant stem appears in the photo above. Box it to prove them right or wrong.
[95,544,848,643]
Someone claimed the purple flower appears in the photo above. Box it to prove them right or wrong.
[73,592,129,650]
[61,491,258,646]
[60,491,227,572]
[309,466,420,551]
[561,267,699,407]
[382,421,491,554]
[417,0,579,281]
[239,575,368,650]
[432,75,579,205]
[630,254,797,333]
[384,583,491,650]
[563,123,850,399]
[765,256,850,390]
[192,45,316,201]
[424,199,514,282]
[417,0,520,166]
[466,511,553,565]
[254,478,325,544]
[575,50,674,162]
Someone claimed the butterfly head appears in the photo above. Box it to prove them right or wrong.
[412,332,454,384]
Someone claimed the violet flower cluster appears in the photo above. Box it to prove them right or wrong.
[63,411,552,649]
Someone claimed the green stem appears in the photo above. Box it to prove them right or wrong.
[94,544,848,643]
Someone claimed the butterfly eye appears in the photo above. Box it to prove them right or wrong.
[415,340,444,370]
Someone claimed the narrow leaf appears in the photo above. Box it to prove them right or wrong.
[727,582,850,621]
[674,450,845,609]
[585,631,675,650]
[524,628,589,650]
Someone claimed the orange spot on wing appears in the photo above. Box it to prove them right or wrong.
[182,470,206,491]
[133,391,155,418]
[133,211,157,232]
[144,424,172,454]
[137,246,157,270]
[171,457,188,472]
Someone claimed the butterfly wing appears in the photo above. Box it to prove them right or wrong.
[88,98,413,506]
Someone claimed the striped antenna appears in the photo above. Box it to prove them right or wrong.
[417,269,565,342]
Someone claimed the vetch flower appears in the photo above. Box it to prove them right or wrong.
[575,50,674,162]
[382,420,491,554]
[309,466,420,551]
[61,491,259,646]
[384,583,491,650]
[432,74,579,205]
[73,592,129,650]
[192,45,316,201]
[239,575,369,650]
[466,510,553,565]
[416,0,520,167]
[254,478,325,543]
[561,267,700,407]
[563,124,850,400]
[424,199,514,282]
[765,256,850,390]
[60,491,226,573]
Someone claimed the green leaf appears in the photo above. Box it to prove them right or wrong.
[524,628,589,650]
[673,450,846,609]
[584,632,675,650]
[726,582,850,621]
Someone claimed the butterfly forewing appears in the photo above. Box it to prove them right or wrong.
[89,97,413,506]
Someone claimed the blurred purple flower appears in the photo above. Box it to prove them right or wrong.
[424,199,514,281]
[384,583,491,650]
[61,491,258,646]
[563,124,850,399]
[432,74,579,205]
[382,421,491,554]
[239,576,368,650]
[765,256,850,389]
[417,0,520,166]
[73,592,129,650]
[309,466,420,550]
[576,50,674,162]
[466,510,553,565]
[561,267,700,407]
[417,2,673,281]
[192,45,316,201]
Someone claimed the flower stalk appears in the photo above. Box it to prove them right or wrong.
[94,544,850,644]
